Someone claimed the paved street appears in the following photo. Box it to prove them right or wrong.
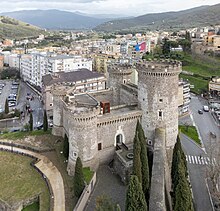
[179,94,220,211]
[85,165,127,211]
[189,94,220,152]
[180,133,213,211]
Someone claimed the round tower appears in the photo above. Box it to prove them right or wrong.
[107,63,133,105]
[136,59,182,148]
[52,88,66,137]
[67,106,99,175]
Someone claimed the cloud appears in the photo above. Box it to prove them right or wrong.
[0,0,219,16]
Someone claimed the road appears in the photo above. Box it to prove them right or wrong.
[180,133,213,211]
[18,82,43,128]
[189,95,219,153]
[179,94,220,211]
[0,81,43,130]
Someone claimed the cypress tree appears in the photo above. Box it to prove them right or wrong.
[137,121,149,198]
[43,110,48,131]
[63,134,69,159]
[133,133,142,183]
[4,99,9,114]
[173,159,194,211]
[171,135,187,183]
[73,157,85,198]
[29,112,33,131]
[125,175,147,211]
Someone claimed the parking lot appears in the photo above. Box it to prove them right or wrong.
[0,80,44,130]
[0,80,19,112]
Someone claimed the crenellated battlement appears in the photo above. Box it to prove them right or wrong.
[68,106,100,123]
[136,59,182,76]
[108,63,133,75]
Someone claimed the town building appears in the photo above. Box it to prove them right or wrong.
[209,77,220,98]
[19,53,93,87]
[42,69,106,117]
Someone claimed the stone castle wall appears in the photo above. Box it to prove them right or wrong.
[137,60,181,148]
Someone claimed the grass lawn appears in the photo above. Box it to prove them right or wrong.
[0,130,51,140]
[180,73,208,94]
[179,125,201,145]
[182,53,220,77]
[0,151,50,210]
[22,201,39,211]
[83,167,94,184]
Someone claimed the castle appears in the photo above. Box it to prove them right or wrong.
[52,59,182,176]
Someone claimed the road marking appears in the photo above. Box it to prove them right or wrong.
[188,155,191,163]
[207,157,211,164]
[191,156,194,164]
[198,156,201,164]
[186,155,217,166]
[194,156,198,164]
[201,157,204,165]
[204,157,208,165]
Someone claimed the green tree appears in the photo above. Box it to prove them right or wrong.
[4,99,9,114]
[137,121,149,198]
[63,134,69,159]
[29,112,33,131]
[162,37,170,55]
[171,135,187,183]
[73,157,85,198]
[95,195,121,211]
[173,155,194,211]
[125,175,147,211]
[133,134,142,183]
[43,110,48,131]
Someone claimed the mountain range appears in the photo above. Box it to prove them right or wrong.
[95,4,220,32]
[1,4,220,33]
[1,9,116,30]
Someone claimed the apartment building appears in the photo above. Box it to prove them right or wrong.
[19,53,93,87]
[47,55,92,73]
[178,80,191,115]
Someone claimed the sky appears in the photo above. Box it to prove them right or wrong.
[1,0,220,16]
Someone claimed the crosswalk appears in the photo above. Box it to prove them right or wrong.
[185,155,217,166]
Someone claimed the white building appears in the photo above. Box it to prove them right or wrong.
[8,54,20,69]
[47,55,92,73]
[20,53,93,87]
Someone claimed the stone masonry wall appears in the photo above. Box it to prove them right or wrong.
[137,61,181,148]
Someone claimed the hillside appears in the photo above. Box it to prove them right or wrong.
[95,4,220,32]
[1,10,112,30]
[0,16,44,39]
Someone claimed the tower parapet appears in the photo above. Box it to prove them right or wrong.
[107,63,133,105]
[67,106,100,175]
[136,59,182,149]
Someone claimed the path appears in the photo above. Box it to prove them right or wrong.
[0,144,65,211]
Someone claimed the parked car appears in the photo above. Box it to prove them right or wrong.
[11,86,18,89]
[203,105,209,112]
[8,102,16,107]
[12,82,19,86]
[198,109,203,114]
